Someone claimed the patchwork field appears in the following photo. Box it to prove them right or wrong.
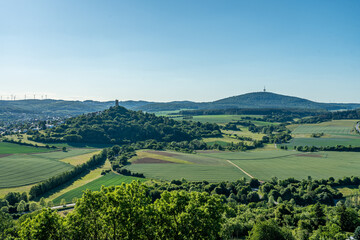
[0,145,98,188]
[286,120,360,147]
[53,173,145,204]
[290,120,358,135]
[125,149,360,182]
[126,150,248,182]
[203,150,360,181]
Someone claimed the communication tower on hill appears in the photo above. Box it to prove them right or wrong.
[263,86,266,92]
[115,99,119,107]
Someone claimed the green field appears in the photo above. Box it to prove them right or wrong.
[0,147,97,188]
[292,125,353,136]
[126,150,249,182]
[287,120,360,147]
[0,142,53,154]
[198,150,360,181]
[282,137,360,147]
[53,173,145,204]
[291,120,358,136]
[125,149,360,183]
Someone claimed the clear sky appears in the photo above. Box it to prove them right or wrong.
[0,0,359,103]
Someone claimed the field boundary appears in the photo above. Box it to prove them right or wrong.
[226,160,255,179]
[210,153,298,161]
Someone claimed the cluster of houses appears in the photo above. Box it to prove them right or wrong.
[0,117,65,136]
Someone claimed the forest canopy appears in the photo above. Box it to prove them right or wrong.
[29,106,221,144]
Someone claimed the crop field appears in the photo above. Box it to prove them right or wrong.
[125,149,360,183]
[53,173,145,204]
[291,120,359,136]
[286,120,360,147]
[0,142,53,154]
[0,148,98,188]
[126,150,248,182]
[292,125,353,136]
[282,137,360,148]
[198,150,360,181]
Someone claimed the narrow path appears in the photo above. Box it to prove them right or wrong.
[226,160,255,179]
[51,203,75,210]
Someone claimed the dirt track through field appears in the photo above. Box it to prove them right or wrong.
[0,154,12,158]
[227,160,255,179]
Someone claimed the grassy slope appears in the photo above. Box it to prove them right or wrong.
[4,135,47,147]
[53,173,145,204]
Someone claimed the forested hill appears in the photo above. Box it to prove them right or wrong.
[1,92,360,121]
[213,92,323,109]
[135,92,360,112]
[30,106,220,144]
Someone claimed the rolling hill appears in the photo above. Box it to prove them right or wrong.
[1,92,359,121]
[134,92,360,112]
[30,106,220,144]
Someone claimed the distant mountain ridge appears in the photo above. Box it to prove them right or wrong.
[0,92,359,121]
[132,92,360,112]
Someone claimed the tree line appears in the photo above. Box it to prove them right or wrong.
[3,177,360,239]
[294,145,360,152]
[296,109,360,124]
[29,149,108,199]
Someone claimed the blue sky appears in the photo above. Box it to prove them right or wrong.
[0,0,359,102]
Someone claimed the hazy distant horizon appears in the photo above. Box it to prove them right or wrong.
[0,91,360,105]
[1,0,359,103]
